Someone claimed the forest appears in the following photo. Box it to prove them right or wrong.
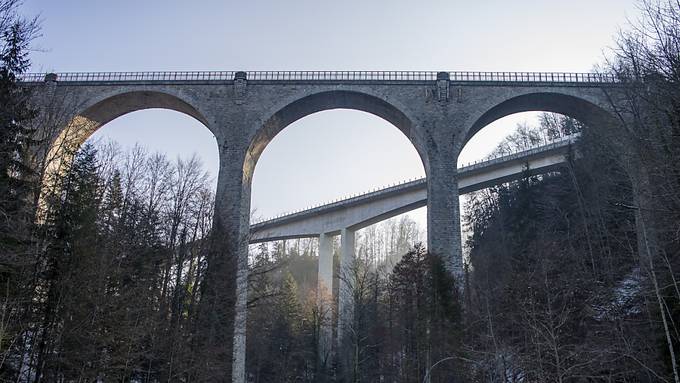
[0,0,679,381]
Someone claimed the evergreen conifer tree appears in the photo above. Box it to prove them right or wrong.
[0,0,38,266]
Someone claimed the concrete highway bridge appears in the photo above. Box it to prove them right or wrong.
[248,135,578,362]
[249,134,578,243]
[25,71,620,382]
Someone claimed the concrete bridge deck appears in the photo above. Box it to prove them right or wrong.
[250,135,578,243]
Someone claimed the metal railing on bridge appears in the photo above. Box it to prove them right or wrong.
[19,71,238,83]
[20,71,618,84]
[448,71,615,83]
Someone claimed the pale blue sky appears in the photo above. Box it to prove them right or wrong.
[23,0,640,224]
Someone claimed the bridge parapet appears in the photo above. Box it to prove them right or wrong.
[20,71,618,84]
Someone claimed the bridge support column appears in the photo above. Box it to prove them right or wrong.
[200,144,251,383]
[317,232,334,366]
[427,150,464,285]
[338,228,355,377]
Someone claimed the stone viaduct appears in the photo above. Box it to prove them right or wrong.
[24,70,619,382]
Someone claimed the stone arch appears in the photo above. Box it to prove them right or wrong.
[40,90,214,206]
[461,91,618,151]
[78,90,209,128]
[53,90,210,151]
[243,90,428,184]
[44,90,212,174]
